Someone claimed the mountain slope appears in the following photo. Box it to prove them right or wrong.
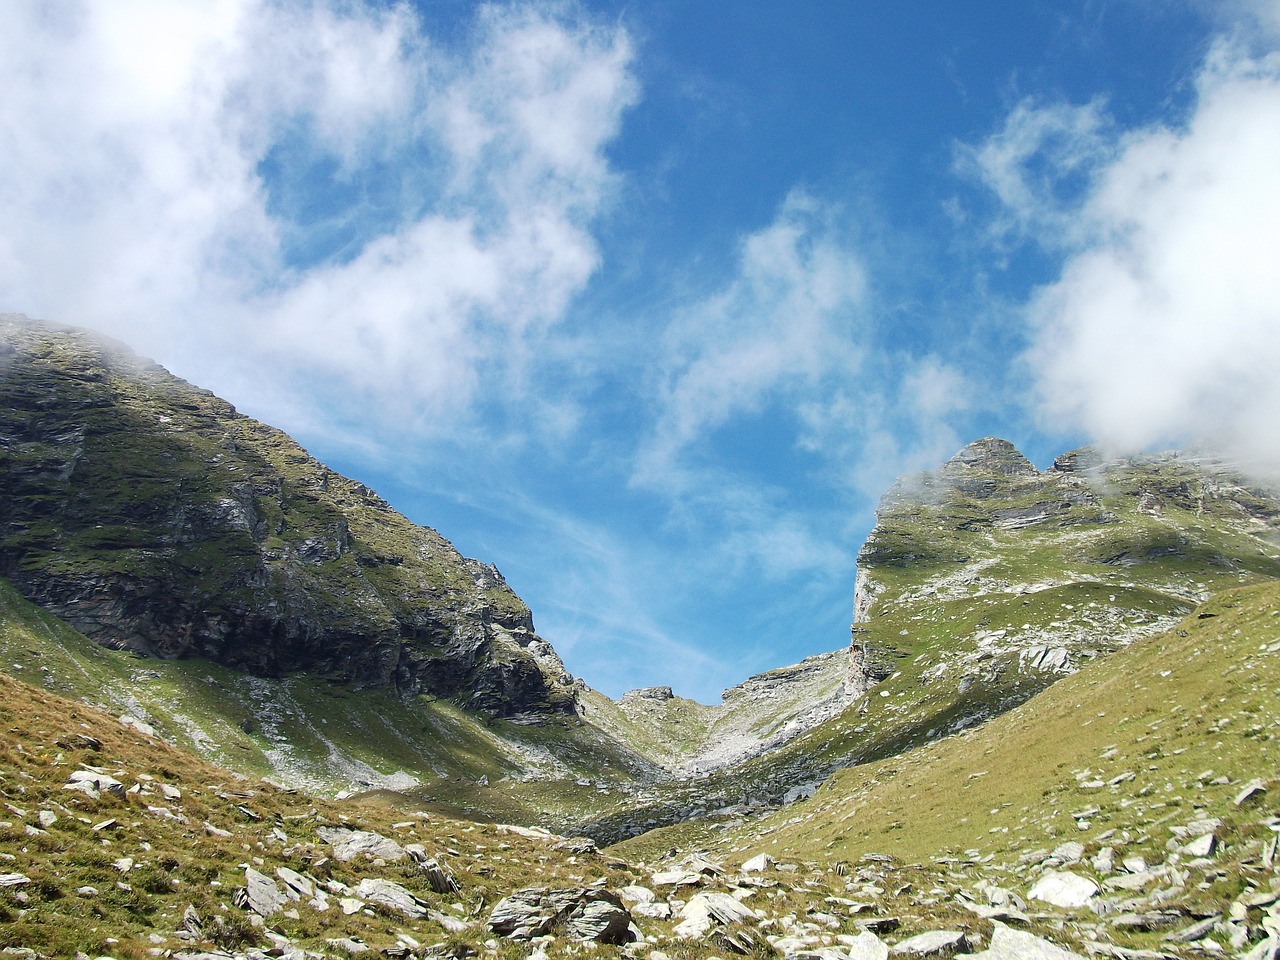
[0,314,571,719]
[593,439,1280,843]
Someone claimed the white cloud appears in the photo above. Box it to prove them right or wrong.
[636,191,867,489]
[983,39,1280,471]
[0,0,636,436]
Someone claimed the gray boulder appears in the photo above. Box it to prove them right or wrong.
[489,887,637,944]
[353,878,427,919]
[317,826,407,863]
[889,930,968,957]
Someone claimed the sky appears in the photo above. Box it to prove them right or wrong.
[3,1,1280,702]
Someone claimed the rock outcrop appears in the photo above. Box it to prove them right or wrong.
[0,315,574,718]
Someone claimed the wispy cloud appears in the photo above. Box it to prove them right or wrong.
[637,191,866,482]
[0,0,636,438]
[969,35,1280,472]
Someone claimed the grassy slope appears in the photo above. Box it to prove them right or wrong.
[599,449,1280,846]
[0,577,651,813]
[0,668,665,960]
[611,582,1280,953]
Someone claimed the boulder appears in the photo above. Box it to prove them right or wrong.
[742,853,775,873]
[842,930,891,960]
[317,826,407,863]
[967,922,1086,959]
[566,894,636,944]
[889,930,968,957]
[673,892,757,939]
[1028,871,1098,909]
[488,888,636,943]
[242,867,286,917]
[353,878,427,919]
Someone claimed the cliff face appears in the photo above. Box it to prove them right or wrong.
[0,315,573,718]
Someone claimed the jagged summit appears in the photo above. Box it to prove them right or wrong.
[941,436,1038,478]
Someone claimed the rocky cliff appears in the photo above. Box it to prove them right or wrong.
[0,315,574,718]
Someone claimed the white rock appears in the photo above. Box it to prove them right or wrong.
[673,892,756,939]
[842,929,890,960]
[244,866,286,917]
[318,826,407,863]
[966,922,1086,959]
[119,714,157,738]
[1184,833,1217,858]
[1028,871,1098,909]
[741,853,775,873]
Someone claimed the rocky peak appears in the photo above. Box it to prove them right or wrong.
[942,437,1038,478]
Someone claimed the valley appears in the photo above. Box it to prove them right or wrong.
[2,315,1279,959]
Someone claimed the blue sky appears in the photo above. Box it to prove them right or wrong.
[3,1,1280,701]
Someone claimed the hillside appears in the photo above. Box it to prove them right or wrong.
[611,583,1280,958]
[0,315,572,719]
[573,438,1280,842]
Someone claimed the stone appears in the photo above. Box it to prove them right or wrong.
[353,878,427,919]
[317,826,407,863]
[1183,833,1216,858]
[488,888,635,943]
[275,867,313,899]
[841,930,890,960]
[1050,841,1085,864]
[651,869,703,887]
[1163,916,1219,943]
[742,853,775,873]
[1028,871,1098,909]
[618,885,655,904]
[889,930,968,957]
[420,858,460,894]
[119,714,157,738]
[243,867,286,917]
[565,894,636,944]
[1235,779,1268,807]
[0,874,31,887]
[966,922,1086,959]
[66,769,125,799]
[673,893,757,939]
[326,939,371,955]
[427,908,471,934]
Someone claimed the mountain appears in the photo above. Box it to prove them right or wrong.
[3,316,1280,958]
[0,314,573,720]
[582,436,1280,842]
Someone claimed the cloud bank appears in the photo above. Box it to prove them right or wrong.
[974,38,1280,472]
[0,1,636,433]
